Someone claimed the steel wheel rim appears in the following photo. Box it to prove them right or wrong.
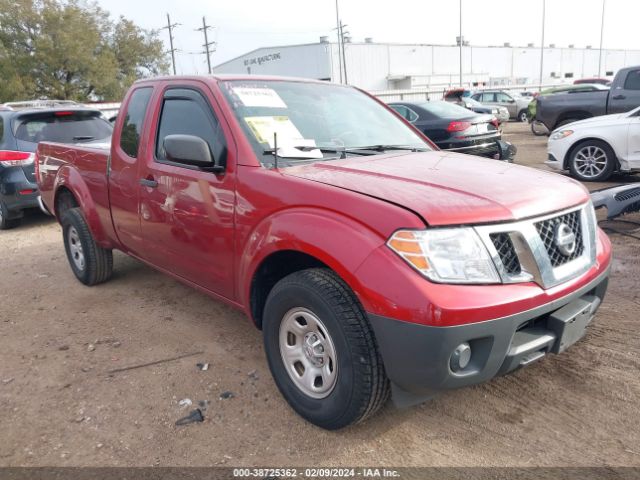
[68,226,85,271]
[519,112,528,122]
[279,307,338,399]
[574,146,608,178]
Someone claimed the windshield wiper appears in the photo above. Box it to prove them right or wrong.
[343,145,429,153]
[73,135,95,141]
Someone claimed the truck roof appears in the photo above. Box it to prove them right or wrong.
[133,74,340,86]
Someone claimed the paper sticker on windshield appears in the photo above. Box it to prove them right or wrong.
[233,87,287,108]
[244,116,323,159]
[244,116,303,146]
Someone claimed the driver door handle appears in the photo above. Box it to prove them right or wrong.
[140,178,158,188]
[613,94,626,100]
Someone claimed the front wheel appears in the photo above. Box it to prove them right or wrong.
[568,140,616,182]
[61,208,113,285]
[263,268,389,430]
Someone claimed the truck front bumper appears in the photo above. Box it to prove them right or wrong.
[368,266,609,407]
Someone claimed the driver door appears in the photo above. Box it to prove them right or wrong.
[137,82,237,300]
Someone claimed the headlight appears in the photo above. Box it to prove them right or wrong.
[550,130,574,141]
[387,229,500,284]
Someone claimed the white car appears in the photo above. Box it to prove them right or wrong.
[546,106,640,181]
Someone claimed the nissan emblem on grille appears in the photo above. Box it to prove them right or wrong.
[554,222,577,256]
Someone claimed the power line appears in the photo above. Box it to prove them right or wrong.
[161,13,180,75]
[196,16,216,75]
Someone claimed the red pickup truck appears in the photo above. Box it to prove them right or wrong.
[37,75,612,430]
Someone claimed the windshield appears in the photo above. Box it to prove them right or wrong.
[13,111,112,146]
[417,101,475,118]
[220,80,430,165]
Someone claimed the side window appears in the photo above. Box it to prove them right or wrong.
[406,108,419,122]
[497,93,512,102]
[483,93,496,102]
[390,105,408,118]
[155,89,225,165]
[623,70,640,90]
[120,87,153,158]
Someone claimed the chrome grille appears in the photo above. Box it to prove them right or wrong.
[475,203,596,289]
[490,233,521,275]
[535,210,584,267]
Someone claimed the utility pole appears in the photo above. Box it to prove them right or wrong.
[162,13,180,75]
[598,0,606,77]
[334,0,343,83]
[196,16,216,74]
[539,0,546,88]
[340,21,349,84]
[459,0,463,87]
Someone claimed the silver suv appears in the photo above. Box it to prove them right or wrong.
[471,91,531,122]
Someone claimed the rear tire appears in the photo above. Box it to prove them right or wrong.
[568,140,616,182]
[530,120,549,137]
[263,268,389,430]
[556,118,581,129]
[518,110,528,122]
[61,208,113,285]
[0,201,21,230]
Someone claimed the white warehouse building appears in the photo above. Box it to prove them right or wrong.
[213,38,640,94]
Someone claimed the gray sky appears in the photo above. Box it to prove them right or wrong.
[97,0,637,75]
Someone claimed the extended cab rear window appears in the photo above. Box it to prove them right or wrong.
[624,70,640,90]
[13,111,113,144]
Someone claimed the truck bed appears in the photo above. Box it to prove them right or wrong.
[37,141,115,246]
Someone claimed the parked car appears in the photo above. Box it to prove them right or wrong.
[528,84,610,121]
[388,101,515,159]
[37,75,611,429]
[443,90,510,124]
[471,90,532,122]
[546,105,640,181]
[574,78,612,86]
[0,107,112,229]
[536,66,640,131]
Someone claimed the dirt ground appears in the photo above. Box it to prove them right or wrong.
[1,122,639,468]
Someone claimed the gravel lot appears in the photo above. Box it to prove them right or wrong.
[1,122,639,467]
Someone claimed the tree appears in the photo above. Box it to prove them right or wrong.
[0,0,168,102]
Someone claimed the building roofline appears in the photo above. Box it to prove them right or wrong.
[213,41,640,71]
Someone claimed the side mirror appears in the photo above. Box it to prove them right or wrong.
[163,134,223,172]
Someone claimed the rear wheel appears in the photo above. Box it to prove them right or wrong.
[530,120,549,137]
[263,268,389,430]
[0,201,21,230]
[518,110,528,122]
[61,208,113,285]
[556,118,582,129]
[568,140,616,182]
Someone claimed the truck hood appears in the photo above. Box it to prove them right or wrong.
[283,151,589,226]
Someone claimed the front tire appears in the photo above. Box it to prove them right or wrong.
[263,268,389,430]
[61,208,113,285]
[568,140,616,182]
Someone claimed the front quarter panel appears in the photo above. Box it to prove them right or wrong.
[235,166,425,317]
